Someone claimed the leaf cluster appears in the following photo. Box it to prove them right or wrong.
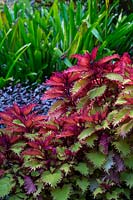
[0,47,133,199]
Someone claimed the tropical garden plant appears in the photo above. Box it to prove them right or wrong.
[0,0,133,88]
[0,47,132,199]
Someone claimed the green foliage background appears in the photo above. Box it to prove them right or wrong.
[0,0,133,87]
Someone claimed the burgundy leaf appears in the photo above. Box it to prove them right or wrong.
[22,104,36,115]
[90,46,99,60]
[71,52,91,67]
[104,170,120,184]
[113,154,125,172]
[56,130,74,138]
[27,141,40,149]
[42,90,64,100]
[96,54,120,65]
[13,103,21,115]
[0,112,13,122]
[32,115,47,122]
[99,133,110,154]
[64,65,89,73]
[22,149,42,157]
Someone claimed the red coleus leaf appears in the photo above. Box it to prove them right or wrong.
[48,103,67,119]
[22,149,43,157]
[96,54,120,65]
[90,46,99,60]
[27,141,39,149]
[24,118,33,128]
[43,123,58,131]
[13,103,21,115]
[10,135,21,144]
[67,72,80,83]
[33,115,47,122]
[113,52,132,76]
[56,131,74,138]
[42,90,64,100]
[120,52,132,65]
[65,65,89,73]
[45,72,65,86]
[21,104,36,116]
[0,134,16,146]
[24,176,36,194]
[0,112,13,122]
[80,109,108,124]
[71,52,91,67]
[124,97,133,105]
[7,126,26,133]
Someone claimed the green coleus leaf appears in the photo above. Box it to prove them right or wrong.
[74,162,89,176]
[121,172,133,188]
[9,192,27,200]
[113,140,130,156]
[33,182,44,198]
[87,85,107,99]
[115,97,127,105]
[60,163,71,176]
[93,187,103,198]
[106,188,126,200]
[129,110,133,118]
[0,175,15,198]
[86,152,106,168]
[12,119,25,127]
[24,133,39,140]
[113,108,129,126]
[18,176,24,187]
[124,155,133,169]
[51,184,72,200]
[71,79,88,95]
[70,142,82,152]
[56,146,67,160]
[105,73,123,82]
[76,177,89,193]
[116,120,133,137]
[85,134,98,148]
[78,127,95,140]
[77,96,89,110]
[24,159,43,170]
[41,170,62,188]
[107,110,118,123]
[11,142,26,156]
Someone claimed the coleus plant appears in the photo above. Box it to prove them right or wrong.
[0,47,133,200]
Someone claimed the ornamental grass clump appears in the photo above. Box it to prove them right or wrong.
[0,47,133,199]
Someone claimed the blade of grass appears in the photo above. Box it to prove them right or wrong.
[0,28,12,50]
[6,43,31,79]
